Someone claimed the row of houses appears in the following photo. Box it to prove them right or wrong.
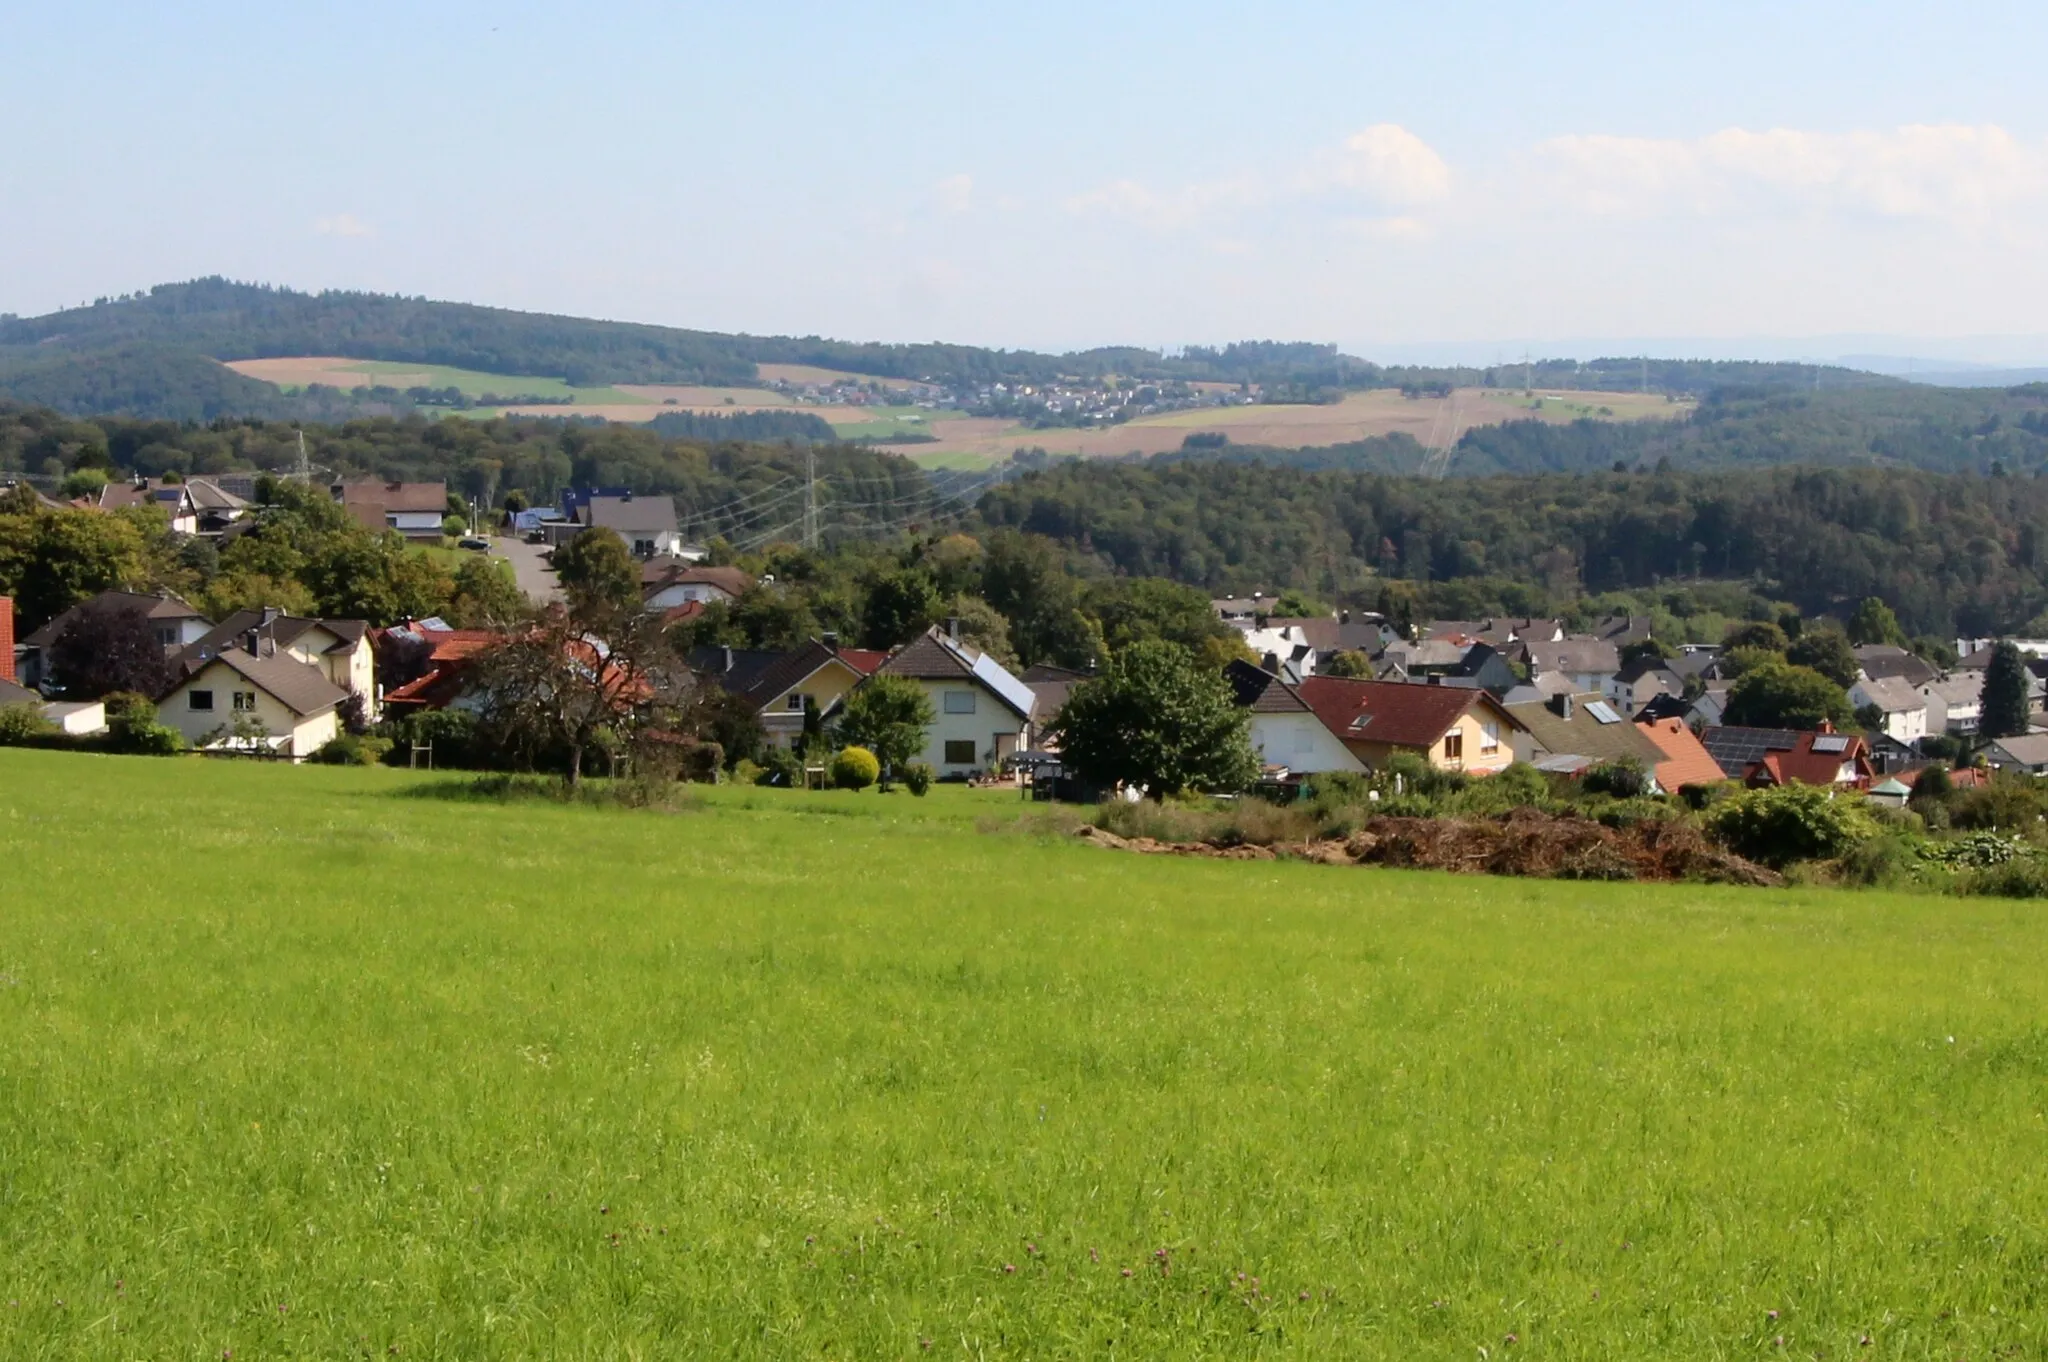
[69,475,455,544]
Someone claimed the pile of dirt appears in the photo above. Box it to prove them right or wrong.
[1075,808,1781,887]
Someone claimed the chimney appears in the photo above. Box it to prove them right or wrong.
[243,628,263,656]
[1550,692,1574,719]
[1340,609,1350,625]
[1818,718,1835,734]
[721,645,734,674]
[946,617,960,642]
[822,631,839,652]
[0,597,14,684]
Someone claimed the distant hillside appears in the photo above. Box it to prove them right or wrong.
[0,279,1901,424]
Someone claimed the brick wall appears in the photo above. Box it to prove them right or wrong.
[0,597,14,684]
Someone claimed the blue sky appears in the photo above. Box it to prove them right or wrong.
[8,1,2048,360]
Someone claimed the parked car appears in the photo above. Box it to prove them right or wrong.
[458,538,491,552]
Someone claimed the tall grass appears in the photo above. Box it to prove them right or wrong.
[1,749,2045,1357]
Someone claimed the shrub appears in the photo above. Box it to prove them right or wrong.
[1921,830,2033,869]
[1954,857,2048,898]
[1706,784,1875,868]
[680,741,723,784]
[1837,834,1926,888]
[754,747,803,787]
[902,762,934,796]
[313,734,395,766]
[1677,781,1733,812]
[382,709,481,768]
[0,702,55,745]
[1948,782,2048,832]
[732,758,764,787]
[830,746,880,791]
[1582,757,1650,800]
[110,719,186,756]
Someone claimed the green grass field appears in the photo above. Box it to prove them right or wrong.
[824,406,941,440]
[3,750,2046,1357]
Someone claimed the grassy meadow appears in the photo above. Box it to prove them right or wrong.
[3,750,2046,1357]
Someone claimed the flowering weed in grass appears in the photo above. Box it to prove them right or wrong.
[1,749,2046,1356]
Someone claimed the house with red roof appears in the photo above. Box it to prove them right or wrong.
[1295,674,1525,774]
[1699,722,1875,789]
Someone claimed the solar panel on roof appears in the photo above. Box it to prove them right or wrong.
[1584,701,1622,724]
[1811,734,1850,753]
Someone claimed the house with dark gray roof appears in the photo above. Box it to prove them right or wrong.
[873,624,1037,776]
[1224,660,1365,776]
[17,590,213,691]
[156,633,350,759]
[578,494,682,559]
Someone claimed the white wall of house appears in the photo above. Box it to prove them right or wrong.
[43,701,106,735]
[908,681,1026,775]
[388,510,446,536]
[1247,712,1365,774]
[1848,680,1929,744]
[157,661,339,759]
[646,581,739,610]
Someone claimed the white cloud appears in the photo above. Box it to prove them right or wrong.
[1067,124,1448,231]
[314,213,373,238]
[933,174,974,215]
[1540,124,2048,228]
[1301,124,1452,205]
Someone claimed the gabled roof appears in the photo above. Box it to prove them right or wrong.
[1854,674,1925,713]
[183,648,348,717]
[1519,637,1622,676]
[722,639,871,711]
[686,646,790,697]
[181,478,250,512]
[878,627,1035,720]
[0,677,38,705]
[173,609,369,676]
[1701,724,1871,786]
[1224,659,1312,714]
[1854,645,1938,688]
[641,561,753,597]
[1295,675,1514,750]
[1633,715,1726,791]
[1265,615,1389,653]
[1506,693,1665,769]
[22,590,208,649]
[1921,674,1983,706]
[1985,733,2048,766]
[583,494,678,536]
[333,480,447,513]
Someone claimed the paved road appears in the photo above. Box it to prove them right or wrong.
[490,535,562,604]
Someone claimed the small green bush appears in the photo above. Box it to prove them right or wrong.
[314,734,394,766]
[1921,830,2032,869]
[1837,834,1927,888]
[1706,783,1875,868]
[754,746,803,787]
[1948,782,2048,832]
[110,719,186,756]
[732,758,764,787]
[1582,757,1650,800]
[0,702,55,745]
[680,741,723,784]
[830,746,880,791]
[902,762,934,796]
[101,691,155,724]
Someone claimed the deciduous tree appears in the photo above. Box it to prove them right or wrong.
[1047,640,1259,797]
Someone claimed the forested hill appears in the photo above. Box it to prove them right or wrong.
[979,456,2048,637]
[2,279,1891,419]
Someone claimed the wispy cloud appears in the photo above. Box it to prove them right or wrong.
[313,213,373,238]
[1538,124,2048,229]
[933,174,975,215]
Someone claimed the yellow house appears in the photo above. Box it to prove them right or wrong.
[156,642,349,759]
[1295,674,1523,774]
[695,637,890,749]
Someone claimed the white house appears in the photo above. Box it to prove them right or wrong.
[872,625,1035,777]
[642,562,754,612]
[1849,674,1929,745]
[156,640,347,759]
[172,609,377,718]
[1921,673,1983,736]
[1225,661,1365,775]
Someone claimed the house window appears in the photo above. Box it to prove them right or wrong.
[155,626,176,647]
[943,690,976,715]
[943,739,977,765]
[1443,730,1464,761]
[188,689,215,712]
[633,538,655,557]
[232,691,258,712]
[786,693,806,712]
[1480,720,1500,753]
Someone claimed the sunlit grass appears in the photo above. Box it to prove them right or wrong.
[2,749,2044,1357]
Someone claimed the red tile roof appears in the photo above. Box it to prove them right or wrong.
[1633,716,1725,792]
[835,648,888,675]
[1746,728,1875,788]
[1295,675,1501,749]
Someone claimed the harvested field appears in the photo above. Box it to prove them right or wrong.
[615,383,793,407]
[755,363,933,390]
[1073,807,1781,886]
[875,387,1689,463]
